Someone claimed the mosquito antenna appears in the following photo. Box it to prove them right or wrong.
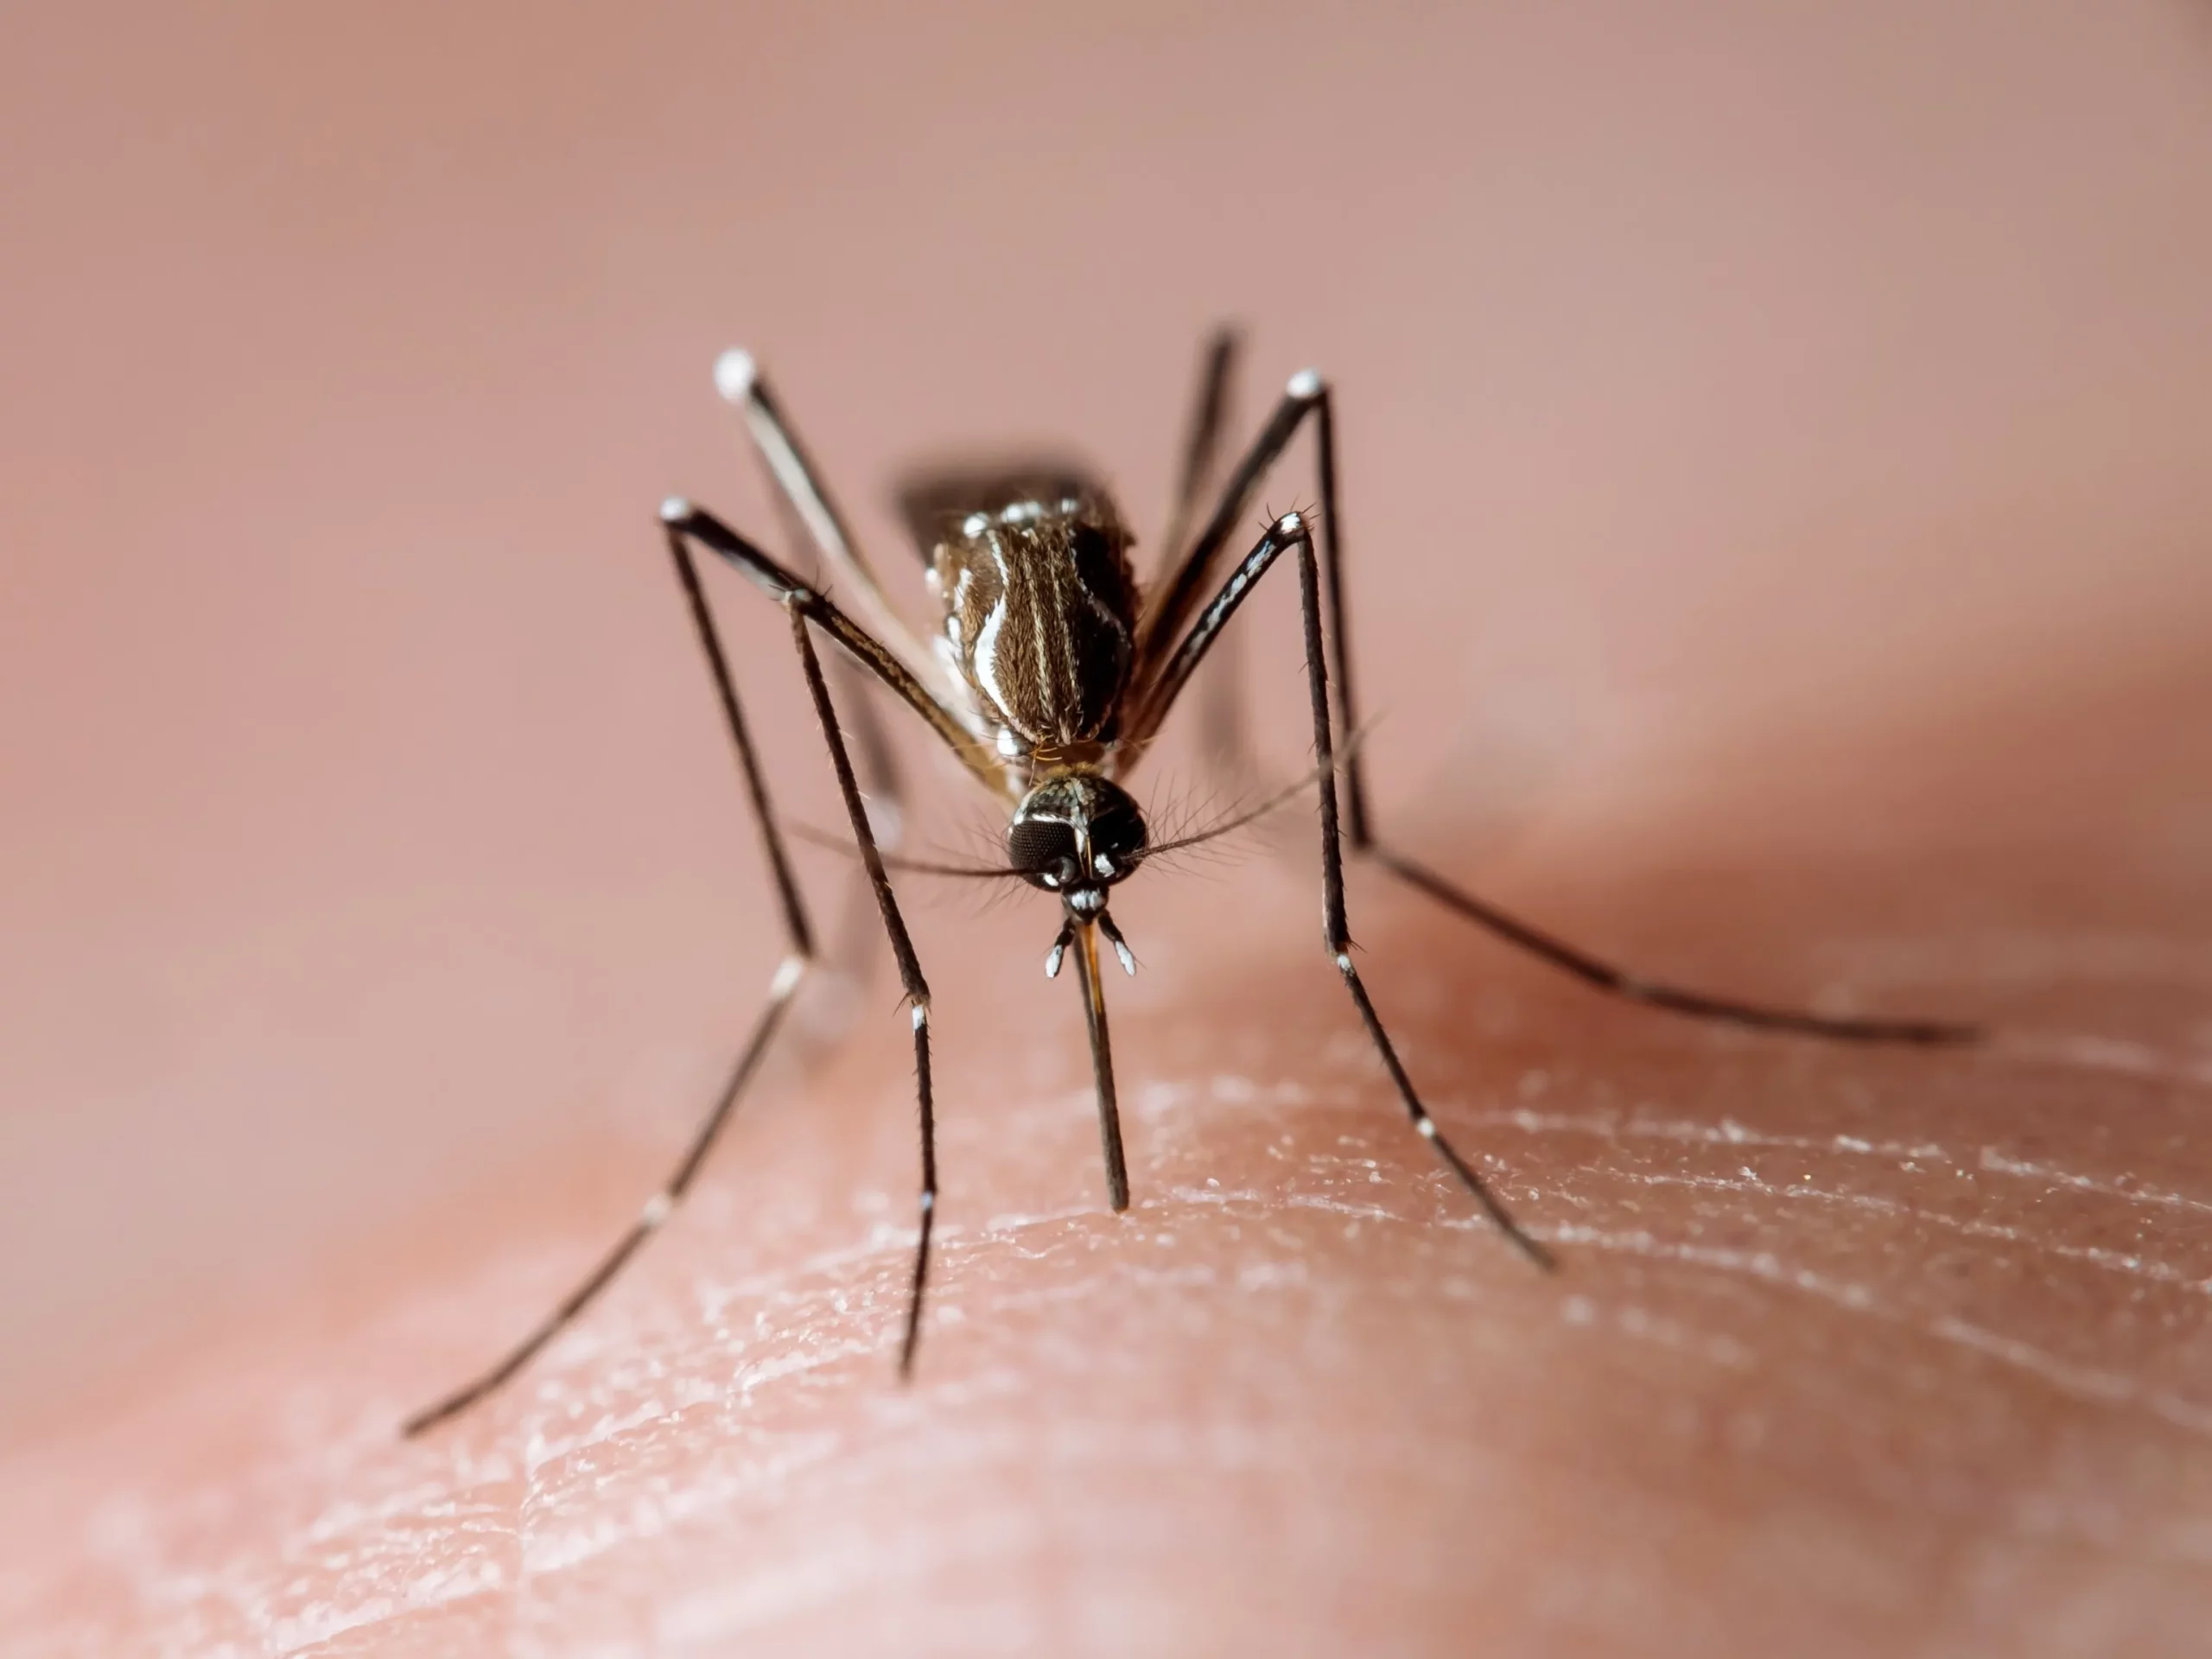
[788,819,1027,880]
[1136,729,1376,862]
[1138,777,1306,861]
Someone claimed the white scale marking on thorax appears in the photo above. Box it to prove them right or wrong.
[1031,565,1062,734]
[969,534,1021,728]
[972,594,1011,722]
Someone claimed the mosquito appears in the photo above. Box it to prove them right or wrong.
[402,328,1976,1437]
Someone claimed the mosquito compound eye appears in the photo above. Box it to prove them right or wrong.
[1086,791,1147,880]
[1007,817,1078,890]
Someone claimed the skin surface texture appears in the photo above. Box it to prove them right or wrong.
[4,668,2211,1656]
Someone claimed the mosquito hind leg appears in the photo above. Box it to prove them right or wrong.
[1360,847,1975,1044]
[1235,367,1978,1046]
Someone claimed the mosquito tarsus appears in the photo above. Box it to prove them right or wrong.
[400,327,1976,1438]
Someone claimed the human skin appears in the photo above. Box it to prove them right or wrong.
[3,648,2210,1656]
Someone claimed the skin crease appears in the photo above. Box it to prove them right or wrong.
[5,5,2212,1656]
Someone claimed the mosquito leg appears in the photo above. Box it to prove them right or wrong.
[1358,850,1974,1043]
[759,454,906,981]
[1159,327,1242,587]
[671,503,946,1370]
[401,524,823,1439]
[400,957,809,1438]
[1140,363,1975,1045]
[1167,330,1257,784]
[818,697,904,988]
[785,602,941,1378]
[1287,515,1555,1265]
[668,499,966,1368]
[713,346,940,696]
[719,349,912,985]
[668,504,955,1380]
[1138,512,1552,1261]
[662,501,999,789]
[1133,367,1324,715]
[726,351,908,836]
[1293,378,1978,1046]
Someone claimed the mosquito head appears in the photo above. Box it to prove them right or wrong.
[1007,772,1147,916]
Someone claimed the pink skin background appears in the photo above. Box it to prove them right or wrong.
[3,3,2212,1654]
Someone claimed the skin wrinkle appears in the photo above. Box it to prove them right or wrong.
[1600,1169,2212,1296]
[1536,1224,2212,1440]
[1992,1032,2212,1090]
[1123,1075,2212,1248]
[1451,1103,2212,1218]
[79,1151,2212,1657]
[510,1171,2212,1477]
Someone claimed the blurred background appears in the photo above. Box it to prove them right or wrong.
[3,0,2210,1434]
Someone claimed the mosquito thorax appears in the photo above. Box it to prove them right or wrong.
[925,487,1139,761]
[1007,772,1147,913]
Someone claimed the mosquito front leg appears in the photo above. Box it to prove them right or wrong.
[1140,512,1554,1262]
[1285,512,1556,1265]
[784,603,941,1376]
[666,499,967,1375]
[718,350,911,979]
[400,524,822,1439]
[403,498,979,1436]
